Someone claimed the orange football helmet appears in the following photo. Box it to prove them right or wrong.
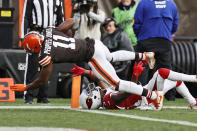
[22,31,44,53]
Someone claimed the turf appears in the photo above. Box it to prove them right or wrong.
[0,98,197,131]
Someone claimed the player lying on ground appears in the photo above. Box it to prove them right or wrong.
[70,62,197,110]
[10,18,162,108]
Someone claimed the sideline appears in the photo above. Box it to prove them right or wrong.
[0,106,196,128]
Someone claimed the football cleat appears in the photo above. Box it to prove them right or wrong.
[137,103,156,110]
[151,91,164,111]
[189,98,197,109]
[137,97,156,110]
[144,52,155,69]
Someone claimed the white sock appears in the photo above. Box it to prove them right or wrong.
[156,74,165,91]
[176,82,196,105]
[163,80,177,94]
[145,70,167,91]
[111,51,136,62]
[145,71,158,90]
[119,80,157,100]
[119,80,143,95]
[168,70,197,82]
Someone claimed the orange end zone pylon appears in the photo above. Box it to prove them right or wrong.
[64,0,72,19]
[71,75,81,108]
[18,0,25,47]
[0,78,15,102]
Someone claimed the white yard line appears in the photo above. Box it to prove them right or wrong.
[163,106,188,109]
[0,106,67,109]
[0,127,87,131]
[0,106,196,127]
[73,108,197,127]
[0,105,189,109]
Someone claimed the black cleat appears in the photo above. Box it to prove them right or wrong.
[24,99,33,104]
[37,98,51,104]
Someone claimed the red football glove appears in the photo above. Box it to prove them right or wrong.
[10,84,26,91]
[132,61,146,80]
[70,64,85,77]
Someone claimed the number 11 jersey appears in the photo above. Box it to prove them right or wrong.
[38,27,95,67]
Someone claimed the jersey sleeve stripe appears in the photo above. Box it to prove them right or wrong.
[39,56,49,64]
[39,56,51,66]
[42,57,51,66]
[40,57,51,66]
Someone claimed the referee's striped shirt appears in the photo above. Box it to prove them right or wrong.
[21,0,64,38]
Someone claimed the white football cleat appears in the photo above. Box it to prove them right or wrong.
[138,103,156,110]
[189,98,197,109]
[137,97,156,110]
[151,91,164,111]
[144,52,155,69]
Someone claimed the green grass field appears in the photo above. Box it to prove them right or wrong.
[0,98,197,131]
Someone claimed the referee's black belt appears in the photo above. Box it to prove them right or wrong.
[30,24,44,33]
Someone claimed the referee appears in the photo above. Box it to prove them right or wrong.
[21,0,64,104]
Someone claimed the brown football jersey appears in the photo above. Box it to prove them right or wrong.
[38,27,95,67]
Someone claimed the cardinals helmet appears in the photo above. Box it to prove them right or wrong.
[22,31,44,53]
[79,83,102,109]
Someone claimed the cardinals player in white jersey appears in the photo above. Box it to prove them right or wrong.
[71,62,197,110]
